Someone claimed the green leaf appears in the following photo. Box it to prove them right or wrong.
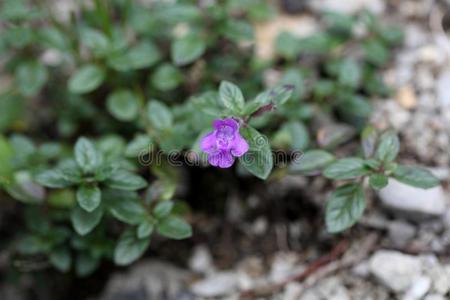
[71,205,103,236]
[375,130,400,163]
[338,59,361,88]
[146,100,173,130]
[219,81,245,114]
[107,191,147,224]
[287,121,309,151]
[137,220,154,239]
[94,161,119,182]
[106,89,140,121]
[17,235,50,255]
[361,126,378,158]
[97,135,126,160]
[114,229,150,266]
[298,33,337,54]
[15,61,48,97]
[316,124,356,149]
[153,200,174,219]
[275,32,300,59]
[313,80,336,98]
[76,254,99,277]
[363,39,389,66]
[378,26,404,45]
[108,41,161,71]
[157,216,192,240]
[34,169,73,188]
[239,126,273,180]
[222,19,254,43]
[125,134,152,157]
[326,183,365,233]
[151,63,183,91]
[324,11,354,35]
[106,170,147,191]
[0,93,25,132]
[369,174,388,190]
[280,69,304,100]
[323,158,368,180]
[68,64,105,94]
[265,85,295,106]
[10,134,35,166]
[393,165,440,189]
[75,137,101,174]
[76,185,101,212]
[80,27,110,56]
[7,171,45,204]
[59,162,83,183]
[364,158,381,170]
[171,33,206,66]
[289,150,335,174]
[0,135,14,181]
[48,189,75,208]
[49,248,71,272]
[38,27,68,50]
[338,95,372,118]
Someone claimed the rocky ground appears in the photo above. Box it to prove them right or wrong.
[97,1,450,300]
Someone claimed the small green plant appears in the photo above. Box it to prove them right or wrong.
[0,0,438,275]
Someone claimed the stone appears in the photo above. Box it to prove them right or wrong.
[369,250,422,292]
[301,277,350,300]
[402,276,431,300]
[388,221,416,247]
[190,272,238,298]
[102,260,192,300]
[418,45,446,65]
[404,25,429,48]
[309,0,385,15]
[283,282,303,300]
[396,85,417,109]
[421,255,450,295]
[415,67,435,91]
[270,252,304,283]
[378,179,446,220]
[443,209,450,228]
[436,70,450,107]
[424,295,446,300]
[313,277,350,300]
[189,245,215,275]
[352,261,370,278]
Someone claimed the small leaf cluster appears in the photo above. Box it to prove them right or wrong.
[290,128,439,233]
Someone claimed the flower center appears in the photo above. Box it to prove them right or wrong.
[216,125,234,149]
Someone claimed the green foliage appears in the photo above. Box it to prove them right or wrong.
[220,81,245,114]
[107,90,140,121]
[289,150,335,174]
[171,33,206,66]
[240,126,273,180]
[324,158,369,180]
[68,65,105,94]
[326,183,365,233]
[0,0,435,275]
[393,166,440,189]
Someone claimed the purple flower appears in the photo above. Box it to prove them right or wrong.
[200,118,249,168]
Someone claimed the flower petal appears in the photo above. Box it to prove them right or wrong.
[200,131,217,154]
[208,150,235,168]
[213,118,239,132]
[231,133,249,157]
